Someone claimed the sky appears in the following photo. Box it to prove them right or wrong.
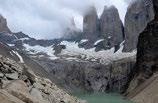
[0,0,131,39]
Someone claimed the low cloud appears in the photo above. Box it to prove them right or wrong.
[0,0,130,39]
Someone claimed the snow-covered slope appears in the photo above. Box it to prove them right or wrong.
[23,40,136,64]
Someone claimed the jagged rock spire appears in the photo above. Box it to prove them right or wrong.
[0,14,11,34]
[100,5,124,49]
[83,6,99,40]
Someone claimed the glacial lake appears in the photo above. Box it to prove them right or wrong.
[74,92,134,103]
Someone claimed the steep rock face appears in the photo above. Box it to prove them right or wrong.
[123,0,154,52]
[100,6,124,49]
[83,6,99,41]
[33,56,136,93]
[126,0,158,102]
[0,15,11,34]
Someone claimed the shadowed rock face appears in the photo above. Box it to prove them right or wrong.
[83,6,99,40]
[126,0,158,98]
[0,15,11,34]
[100,6,124,49]
[135,0,158,83]
[123,0,154,52]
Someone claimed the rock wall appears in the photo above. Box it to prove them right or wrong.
[100,6,124,49]
[82,6,124,50]
[123,0,154,52]
[34,56,136,93]
[83,6,99,40]
[126,0,158,102]
[0,15,11,34]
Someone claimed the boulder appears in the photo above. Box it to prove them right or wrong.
[30,88,43,101]
[0,90,25,103]
[5,72,19,80]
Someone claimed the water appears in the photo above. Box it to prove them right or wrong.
[74,92,134,103]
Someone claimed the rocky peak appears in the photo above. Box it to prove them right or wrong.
[0,14,11,34]
[123,0,154,52]
[100,5,124,49]
[83,6,99,40]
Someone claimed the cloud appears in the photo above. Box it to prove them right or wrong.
[0,0,130,39]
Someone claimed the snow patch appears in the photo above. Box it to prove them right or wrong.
[80,39,88,44]
[12,51,24,63]
[23,41,136,64]
[19,37,30,41]
[60,41,136,64]
[94,39,104,45]
[23,44,58,60]
[7,44,15,47]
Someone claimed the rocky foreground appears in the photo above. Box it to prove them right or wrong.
[0,55,85,103]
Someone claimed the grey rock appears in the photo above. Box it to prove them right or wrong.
[0,90,25,103]
[53,44,66,55]
[0,15,11,34]
[30,88,43,100]
[1,79,11,88]
[100,6,124,49]
[5,72,19,80]
[127,0,158,93]
[0,72,4,78]
[123,0,154,52]
[83,6,99,40]
[34,56,136,93]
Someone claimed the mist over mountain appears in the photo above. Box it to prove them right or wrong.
[0,0,130,39]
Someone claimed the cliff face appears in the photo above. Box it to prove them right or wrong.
[0,15,11,34]
[127,0,158,102]
[100,6,124,49]
[82,6,124,50]
[83,6,99,40]
[33,56,135,93]
[134,0,158,86]
[123,0,154,52]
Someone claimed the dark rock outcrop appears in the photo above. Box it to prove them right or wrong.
[123,0,154,52]
[126,1,158,102]
[100,6,124,49]
[0,15,11,34]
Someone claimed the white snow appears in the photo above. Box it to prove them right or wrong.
[23,41,136,64]
[94,39,104,45]
[7,44,15,47]
[19,37,30,41]
[13,35,18,39]
[80,39,88,44]
[23,44,58,60]
[12,51,24,63]
[108,36,112,39]
[60,41,136,64]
